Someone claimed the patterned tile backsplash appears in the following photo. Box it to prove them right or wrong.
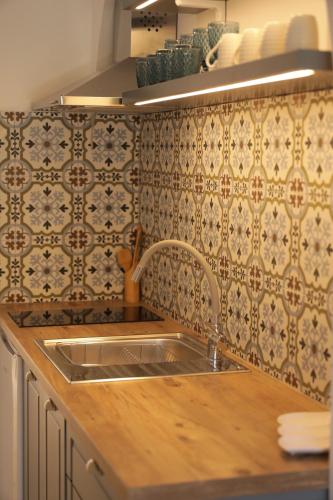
[1,89,332,403]
[0,111,140,303]
[140,89,333,402]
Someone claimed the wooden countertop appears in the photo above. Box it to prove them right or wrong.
[0,300,329,500]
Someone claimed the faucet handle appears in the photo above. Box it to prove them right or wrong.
[203,321,230,350]
[203,321,221,341]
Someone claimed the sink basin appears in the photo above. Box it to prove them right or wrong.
[57,337,203,366]
[35,333,248,383]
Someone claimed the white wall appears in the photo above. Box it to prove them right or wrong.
[0,0,115,110]
[178,0,331,51]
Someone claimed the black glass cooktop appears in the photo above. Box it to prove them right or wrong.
[9,306,163,328]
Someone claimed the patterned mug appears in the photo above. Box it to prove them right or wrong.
[164,39,179,49]
[192,28,210,67]
[171,44,193,79]
[146,54,161,85]
[179,33,193,46]
[136,57,148,88]
[156,49,173,82]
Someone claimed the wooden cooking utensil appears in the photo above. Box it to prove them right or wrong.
[116,248,133,272]
[123,225,143,304]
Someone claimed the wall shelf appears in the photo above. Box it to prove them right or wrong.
[122,50,333,112]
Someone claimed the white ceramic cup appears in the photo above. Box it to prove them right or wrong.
[260,21,287,58]
[233,28,262,64]
[205,33,241,69]
[286,14,318,51]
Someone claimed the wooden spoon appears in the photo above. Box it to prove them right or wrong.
[116,248,133,272]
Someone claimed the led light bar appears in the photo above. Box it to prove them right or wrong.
[135,0,159,9]
[60,96,123,107]
[134,69,315,106]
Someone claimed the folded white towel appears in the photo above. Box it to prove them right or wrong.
[277,424,329,439]
[278,435,329,455]
[277,412,330,455]
[277,412,330,427]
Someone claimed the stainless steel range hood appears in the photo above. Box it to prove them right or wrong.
[37,0,179,110]
[37,0,216,111]
[42,57,137,111]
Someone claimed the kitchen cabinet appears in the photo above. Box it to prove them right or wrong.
[23,361,112,500]
[24,363,65,500]
[66,425,112,500]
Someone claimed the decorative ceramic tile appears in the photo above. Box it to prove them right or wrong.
[158,188,174,239]
[22,246,71,298]
[262,104,294,181]
[202,113,223,177]
[85,184,133,232]
[85,246,123,296]
[22,118,72,169]
[179,117,198,174]
[303,99,333,183]
[260,202,291,275]
[0,159,32,193]
[297,308,332,396]
[23,183,71,232]
[157,253,173,310]
[300,207,333,288]
[140,89,333,402]
[228,198,252,265]
[177,262,196,323]
[0,111,139,302]
[229,109,254,178]
[258,294,288,369]
[86,119,133,170]
[159,118,175,172]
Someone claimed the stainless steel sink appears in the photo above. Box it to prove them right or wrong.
[35,333,248,383]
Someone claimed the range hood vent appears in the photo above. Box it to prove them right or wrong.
[39,57,138,111]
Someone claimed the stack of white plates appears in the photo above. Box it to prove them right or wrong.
[277,412,330,455]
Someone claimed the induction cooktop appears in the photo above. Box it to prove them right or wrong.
[9,306,163,328]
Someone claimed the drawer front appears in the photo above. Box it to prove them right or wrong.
[66,427,113,500]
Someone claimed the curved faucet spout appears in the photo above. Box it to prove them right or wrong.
[131,239,219,327]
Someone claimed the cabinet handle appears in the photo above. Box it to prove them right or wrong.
[44,399,57,412]
[85,458,103,476]
[25,370,36,382]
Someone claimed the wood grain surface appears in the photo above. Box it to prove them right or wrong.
[0,300,328,500]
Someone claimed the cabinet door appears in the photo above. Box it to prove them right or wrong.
[24,364,65,500]
[67,427,112,500]
[40,393,65,500]
[24,366,41,500]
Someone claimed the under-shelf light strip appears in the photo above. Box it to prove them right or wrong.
[135,0,159,9]
[134,69,315,106]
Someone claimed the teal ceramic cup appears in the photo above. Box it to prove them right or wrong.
[171,44,201,79]
[146,54,161,85]
[156,49,173,81]
[192,28,210,65]
[171,44,192,79]
[164,39,179,49]
[179,33,193,45]
[136,57,148,88]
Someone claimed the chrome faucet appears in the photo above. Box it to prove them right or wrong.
[131,239,222,366]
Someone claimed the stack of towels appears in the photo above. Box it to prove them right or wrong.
[277,412,330,455]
